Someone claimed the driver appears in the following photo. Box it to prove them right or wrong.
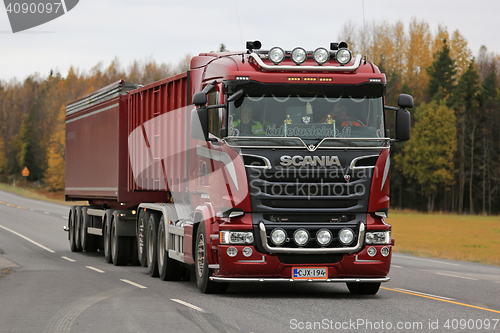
[322,103,364,126]
[232,104,265,135]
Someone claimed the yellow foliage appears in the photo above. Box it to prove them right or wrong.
[45,106,65,190]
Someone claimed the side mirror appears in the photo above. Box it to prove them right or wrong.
[228,89,244,102]
[398,94,414,109]
[395,108,411,142]
[191,107,209,141]
[192,92,208,107]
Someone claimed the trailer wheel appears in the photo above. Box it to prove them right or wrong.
[111,217,128,266]
[69,206,79,252]
[146,213,160,277]
[81,208,97,252]
[74,207,83,251]
[195,221,228,294]
[346,282,381,295]
[157,216,182,281]
[103,212,112,263]
[137,209,149,267]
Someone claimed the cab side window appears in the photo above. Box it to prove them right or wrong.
[208,90,223,138]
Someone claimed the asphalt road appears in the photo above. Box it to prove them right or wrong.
[0,188,499,333]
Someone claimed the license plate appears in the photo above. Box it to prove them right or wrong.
[292,267,328,280]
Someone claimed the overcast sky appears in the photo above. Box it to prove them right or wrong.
[1,0,499,83]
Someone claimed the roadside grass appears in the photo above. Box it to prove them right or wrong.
[389,211,500,266]
[0,183,86,206]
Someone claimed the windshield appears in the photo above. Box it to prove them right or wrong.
[227,83,386,146]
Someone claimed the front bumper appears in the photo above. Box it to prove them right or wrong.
[259,221,365,254]
[210,276,390,283]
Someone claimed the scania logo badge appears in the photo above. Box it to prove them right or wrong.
[344,175,351,182]
[280,155,342,167]
[302,116,311,124]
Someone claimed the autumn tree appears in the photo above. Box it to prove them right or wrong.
[396,101,457,212]
[45,106,66,190]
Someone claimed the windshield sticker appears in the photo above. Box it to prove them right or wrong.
[265,125,352,138]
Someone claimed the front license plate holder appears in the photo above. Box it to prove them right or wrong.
[292,267,328,280]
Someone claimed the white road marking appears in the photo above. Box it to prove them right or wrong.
[120,279,147,289]
[394,288,455,301]
[0,224,55,253]
[86,266,105,273]
[171,299,208,313]
[436,272,478,281]
[44,212,50,215]
[393,254,460,266]
[61,256,76,262]
[392,265,402,268]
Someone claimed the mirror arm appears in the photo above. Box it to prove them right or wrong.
[384,105,399,112]
[206,104,226,110]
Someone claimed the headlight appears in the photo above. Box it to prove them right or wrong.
[291,47,307,65]
[293,229,309,246]
[336,48,352,65]
[316,229,332,246]
[220,231,254,244]
[313,47,330,65]
[365,231,391,245]
[338,228,354,245]
[270,228,287,246]
[269,47,285,64]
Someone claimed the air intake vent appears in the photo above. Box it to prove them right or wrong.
[242,154,271,169]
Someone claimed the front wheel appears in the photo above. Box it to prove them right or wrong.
[346,282,381,295]
[194,221,228,294]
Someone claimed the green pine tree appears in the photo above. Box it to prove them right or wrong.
[426,39,457,103]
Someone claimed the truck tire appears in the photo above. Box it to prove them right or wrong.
[136,209,149,267]
[157,216,182,281]
[69,206,79,252]
[346,282,381,295]
[103,212,112,263]
[146,213,160,277]
[81,207,98,252]
[195,221,228,294]
[74,206,83,251]
[111,217,128,266]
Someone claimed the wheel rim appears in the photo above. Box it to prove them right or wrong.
[69,215,74,243]
[75,211,81,246]
[103,220,109,253]
[111,222,115,259]
[147,224,154,266]
[138,217,145,256]
[196,233,205,278]
[158,225,165,268]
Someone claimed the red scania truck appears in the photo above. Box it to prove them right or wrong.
[65,41,412,294]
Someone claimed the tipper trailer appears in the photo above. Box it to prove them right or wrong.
[65,41,412,294]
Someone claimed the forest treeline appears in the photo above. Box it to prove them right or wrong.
[1,18,499,214]
[0,55,191,189]
[340,19,500,214]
